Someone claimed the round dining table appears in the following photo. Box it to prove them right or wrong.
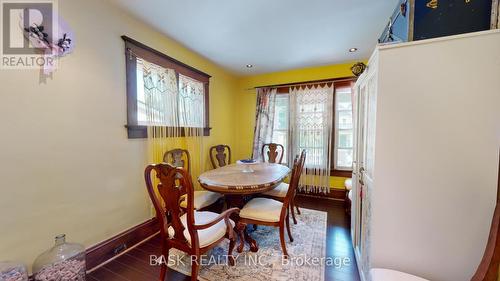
[198,162,291,252]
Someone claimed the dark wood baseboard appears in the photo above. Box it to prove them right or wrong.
[298,188,346,201]
[84,190,344,272]
[86,218,159,271]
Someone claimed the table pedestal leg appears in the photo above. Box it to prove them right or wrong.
[225,195,259,253]
[244,227,258,252]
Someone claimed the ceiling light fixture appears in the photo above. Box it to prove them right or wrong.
[246,64,253,68]
[349,48,358,53]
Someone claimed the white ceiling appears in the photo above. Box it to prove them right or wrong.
[110,0,398,75]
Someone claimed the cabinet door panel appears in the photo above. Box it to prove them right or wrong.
[352,67,377,280]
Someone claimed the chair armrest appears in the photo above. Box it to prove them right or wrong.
[193,207,240,230]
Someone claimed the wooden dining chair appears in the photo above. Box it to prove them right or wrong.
[164,148,222,210]
[261,143,285,164]
[260,147,304,224]
[261,180,302,225]
[209,144,231,169]
[145,163,240,281]
[164,149,191,173]
[239,150,306,258]
[470,151,500,281]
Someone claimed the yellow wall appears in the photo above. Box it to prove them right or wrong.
[232,63,358,189]
[0,0,237,271]
[0,0,359,270]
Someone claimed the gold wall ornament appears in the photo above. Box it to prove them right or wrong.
[427,0,438,9]
[351,62,367,77]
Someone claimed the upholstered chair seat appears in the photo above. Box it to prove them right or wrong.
[240,198,283,222]
[168,211,235,247]
[238,150,307,258]
[263,182,289,198]
[370,268,429,281]
[145,163,239,281]
[259,143,302,225]
[260,180,301,225]
[180,191,222,210]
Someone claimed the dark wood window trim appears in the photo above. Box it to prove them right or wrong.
[122,35,211,139]
[331,80,355,178]
[268,76,356,177]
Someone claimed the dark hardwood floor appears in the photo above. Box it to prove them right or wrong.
[87,196,360,281]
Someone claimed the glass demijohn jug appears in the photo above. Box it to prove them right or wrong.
[32,234,86,281]
[0,261,28,281]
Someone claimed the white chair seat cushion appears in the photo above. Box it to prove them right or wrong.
[263,182,289,198]
[180,191,222,209]
[345,178,352,191]
[167,211,234,248]
[240,198,283,222]
[370,268,429,281]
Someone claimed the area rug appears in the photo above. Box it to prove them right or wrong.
[167,208,327,281]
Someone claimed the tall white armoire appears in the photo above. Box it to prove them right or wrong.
[351,29,500,281]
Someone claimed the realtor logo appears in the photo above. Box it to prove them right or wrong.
[1,0,57,69]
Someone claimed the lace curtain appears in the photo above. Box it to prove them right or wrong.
[290,85,333,194]
[139,58,205,189]
[179,74,205,128]
[139,58,178,127]
[252,88,277,160]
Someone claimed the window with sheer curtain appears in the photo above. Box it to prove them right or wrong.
[135,66,206,128]
[272,95,290,164]
[334,84,354,171]
[178,74,205,128]
[270,79,354,177]
[122,36,210,139]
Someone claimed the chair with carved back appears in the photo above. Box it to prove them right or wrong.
[239,150,306,258]
[261,181,302,225]
[261,143,285,164]
[164,148,222,210]
[145,163,240,281]
[261,143,301,225]
[209,144,231,169]
[164,149,191,173]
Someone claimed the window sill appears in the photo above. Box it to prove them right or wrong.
[125,125,211,139]
[330,169,353,177]
[302,168,352,178]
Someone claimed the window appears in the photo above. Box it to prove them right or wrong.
[334,84,354,170]
[272,95,290,163]
[270,79,355,176]
[294,87,330,169]
[178,74,205,127]
[123,36,210,138]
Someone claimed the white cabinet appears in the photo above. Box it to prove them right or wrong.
[351,55,378,281]
[350,30,500,281]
